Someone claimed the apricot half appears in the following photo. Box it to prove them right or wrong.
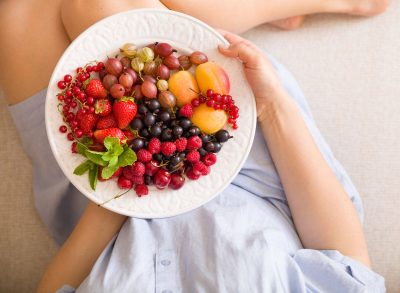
[195,62,230,95]
[168,71,199,107]
[191,103,228,134]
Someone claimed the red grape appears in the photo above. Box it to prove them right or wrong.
[105,58,123,76]
[178,55,192,70]
[155,42,174,57]
[119,72,134,89]
[125,68,138,84]
[163,55,180,70]
[110,83,125,99]
[156,64,170,80]
[190,51,208,65]
[141,80,157,98]
[102,74,118,90]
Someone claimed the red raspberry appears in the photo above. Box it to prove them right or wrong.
[137,149,152,162]
[112,167,123,178]
[135,184,149,197]
[175,137,187,152]
[186,150,200,163]
[179,104,194,118]
[202,153,217,166]
[118,176,132,189]
[161,142,176,156]
[187,136,202,151]
[193,161,209,176]
[186,168,201,180]
[131,162,146,176]
[148,137,161,154]
[130,175,144,185]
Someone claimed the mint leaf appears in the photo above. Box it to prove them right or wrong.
[80,137,93,146]
[85,150,107,166]
[109,156,118,167]
[77,142,88,156]
[104,137,121,151]
[89,164,98,190]
[73,160,92,175]
[102,164,119,180]
[118,147,137,167]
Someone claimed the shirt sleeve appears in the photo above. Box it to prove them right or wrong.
[292,249,385,293]
[56,285,76,293]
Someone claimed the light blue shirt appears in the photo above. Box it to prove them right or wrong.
[9,55,385,293]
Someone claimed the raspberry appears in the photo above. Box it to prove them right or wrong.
[175,137,187,152]
[161,142,176,156]
[186,168,201,180]
[130,175,144,185]
[148,137,161,154]
[135,184,149,197]
[130,162,145,176]
[193,161,209,175]
[202,153,217,166]
[179,104,194,118]
[186,150,200,163]
[187,136,202,151]
[112,167,123,178]
[118,176,132,189]
[137,149,152,162]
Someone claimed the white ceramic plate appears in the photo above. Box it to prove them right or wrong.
[45,9,256,218]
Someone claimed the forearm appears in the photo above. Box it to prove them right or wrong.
[259,88,370,267]
[37,202,127,293]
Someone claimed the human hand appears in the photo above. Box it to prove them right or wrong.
[218,30,286,121]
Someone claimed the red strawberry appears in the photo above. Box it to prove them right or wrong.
[79,113,98,134]
[94,99,112,116]
[96,114,117,130]
[94,128,125,144]
[113,97,138,129]
[85,79,107,99]
[123,129,136,144]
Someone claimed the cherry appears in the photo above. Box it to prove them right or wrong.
[145,160,160,176]
[118,176,133,189]
[169,173,185,190]
[153,169,171,189]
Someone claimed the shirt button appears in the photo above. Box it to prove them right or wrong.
[161,259,171,266]
[162,290,172,293]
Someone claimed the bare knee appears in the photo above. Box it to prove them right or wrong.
[61,0,166,40]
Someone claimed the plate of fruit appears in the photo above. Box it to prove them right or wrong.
[45,9,256,218]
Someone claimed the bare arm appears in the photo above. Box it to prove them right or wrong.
[219,31,371,267]
[37,203,127,293]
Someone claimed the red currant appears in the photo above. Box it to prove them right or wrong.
[63,105,70,112]
[57,94,64,101]
[191,98,200,107]
[96,62,104,72]
[70,120,78,128]
[206,89,214,97]
[75,81,83,88]
[65,89,73,98]
[199,96,207,103]
[67,133,74,141]
[214,104,221,110]
[59,125,67,133]
[77,74,86,82]
[87,131,94,138]
[221,95,228,103]
[72,86,81,95]
[66,112,75,121]
[206,99,215,107]
[86,65,93,73]
[76,67,83,73]
[70,101,77,108]
[75,129,83,138]
[78,92,86,101]
[86,96,94,105]
[232,123,238,130]
[57,81,66,89]
[212,93,221,102]
[64,74,72,83]
[88,106,95,114]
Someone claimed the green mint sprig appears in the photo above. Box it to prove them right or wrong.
[73,137,137,190]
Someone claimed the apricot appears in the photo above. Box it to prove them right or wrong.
[191,104,228,134]
[195,62,230,95]
[168,71,199,107]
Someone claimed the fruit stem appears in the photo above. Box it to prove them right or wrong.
[98,188,132,206]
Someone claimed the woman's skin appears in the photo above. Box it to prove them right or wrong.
[36,30,371,293]
[0,0,387,105]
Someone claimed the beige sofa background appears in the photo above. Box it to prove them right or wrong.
[1,2,399,292]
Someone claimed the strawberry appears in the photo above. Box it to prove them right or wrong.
[123,129,136,144]
[85,79,107,99]
[113,97,137,129]
[94,128,125,144]
[96,114,117,130]
[94,99,112,116]
[79,113,98,134]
